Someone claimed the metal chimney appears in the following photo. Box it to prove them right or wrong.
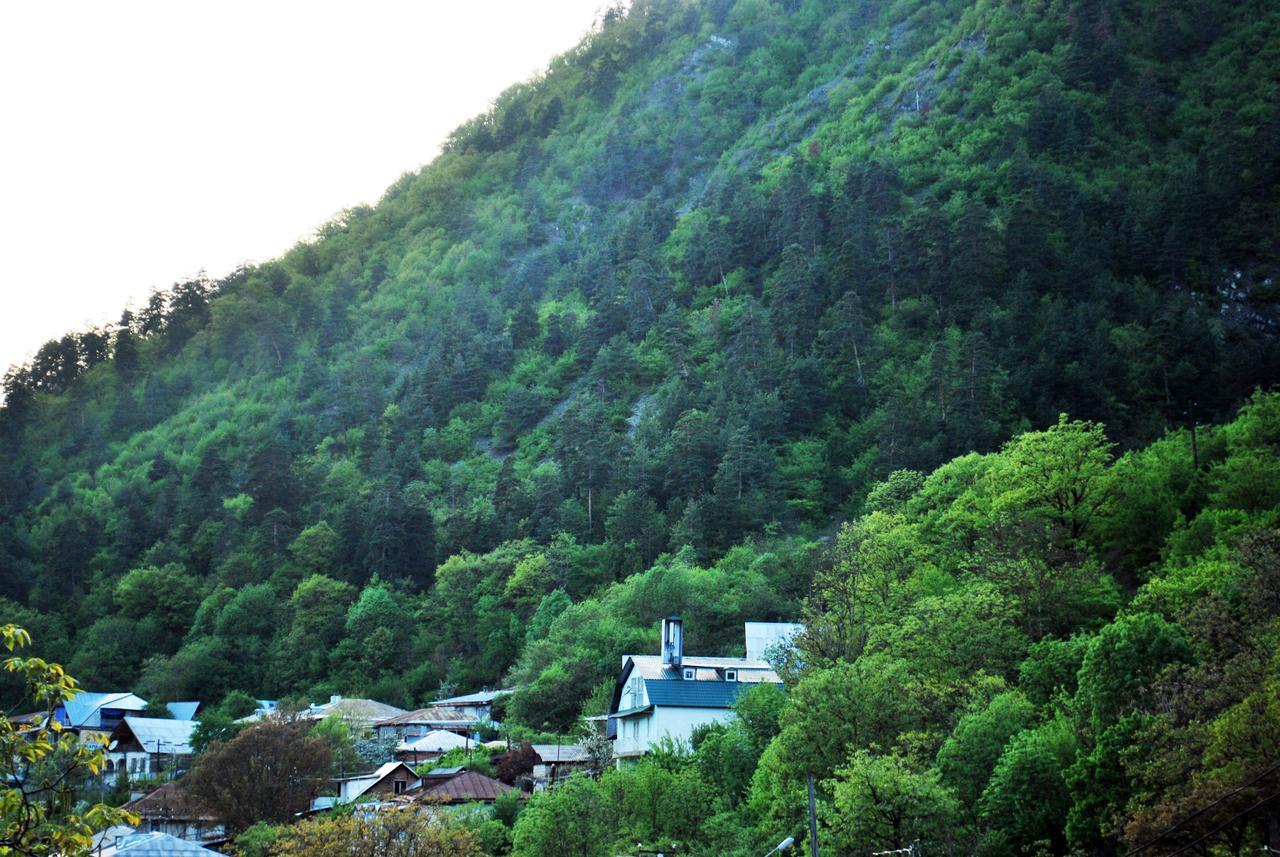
[661,616,683,668]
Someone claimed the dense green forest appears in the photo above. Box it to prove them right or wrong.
[2,0,1279,852]
[503,394,1280,855]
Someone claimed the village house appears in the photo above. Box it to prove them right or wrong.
[302,695,407,730]
[121,782,224,843]
[106,717,198,779]
[394,729,470,764]
[374,706,476,742]
[430,689,510,722]
[51,692,200,747]
[405,767,515,805]
[607,617,793,761]
[529,743,594,788]
[53,692,149,747]
[334,761,421,804]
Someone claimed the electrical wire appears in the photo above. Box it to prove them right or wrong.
[1128,762,1280,855]
[1159,788,1280,857]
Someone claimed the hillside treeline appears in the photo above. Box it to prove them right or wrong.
[0,0,1278,850]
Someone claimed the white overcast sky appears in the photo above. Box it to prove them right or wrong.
[0,0,607,374]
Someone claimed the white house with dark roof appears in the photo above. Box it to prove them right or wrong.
[607,617,788,760]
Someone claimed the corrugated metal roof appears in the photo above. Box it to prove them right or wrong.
[374,706,474,727]
[118,718,197,754]
[611,704,654,719]
[643,679,779,708]
[529,744,593,763]
[113,832,222,855]
[423,765,467,777]
[63,692,148,728]
[432,689,511,706]
[413,771,514,804]
[399,730,469,753]
[307,698,406,723]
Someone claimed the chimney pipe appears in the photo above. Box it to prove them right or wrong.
[661,616,683,669]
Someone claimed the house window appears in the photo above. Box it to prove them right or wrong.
[394,780,407,795]
[682,667,696,680]
[724,669,738,682]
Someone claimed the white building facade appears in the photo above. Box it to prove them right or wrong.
[608,617,790,760]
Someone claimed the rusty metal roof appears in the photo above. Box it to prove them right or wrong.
[412,771,514,804]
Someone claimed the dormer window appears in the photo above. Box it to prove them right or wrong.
[724,669,738,682]
[682,667,696,680]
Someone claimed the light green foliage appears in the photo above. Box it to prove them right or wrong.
[986,415,1116,546]
[0,625,137,854]
[826,751,960,856]
[232,821,280,857]
[776,654,930,783]
[511,775,612,857]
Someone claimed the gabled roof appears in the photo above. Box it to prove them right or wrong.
[165,701,200,721]
[122,783,217,822]
[412,770,514,804]
[307,698,407,723]
[529,744,593,764]
[432,689,511,706]
[62,692,149,729]
[642,678,768,709]
[398,730,470,754]
[115,717,198,754]
[347,762,418,800]
[374,706,475,728]
[113,832,222,855]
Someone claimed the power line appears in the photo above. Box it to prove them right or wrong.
[1128,763,1280,855]
[1159,787,1280,857]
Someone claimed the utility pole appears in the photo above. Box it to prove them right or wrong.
[807,774,820,857]
[1187,400,1199,470]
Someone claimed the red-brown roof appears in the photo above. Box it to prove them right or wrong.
[123,782,218,821]
[411,771,514,804]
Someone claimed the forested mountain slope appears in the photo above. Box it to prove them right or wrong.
[1,0,1277,734]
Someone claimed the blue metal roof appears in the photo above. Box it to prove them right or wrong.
[60,692,148,729]
[643,679,779,709]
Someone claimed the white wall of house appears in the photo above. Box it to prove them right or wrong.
[614,706,735,757]
[339,776,378,802]
[107,751,159,777]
